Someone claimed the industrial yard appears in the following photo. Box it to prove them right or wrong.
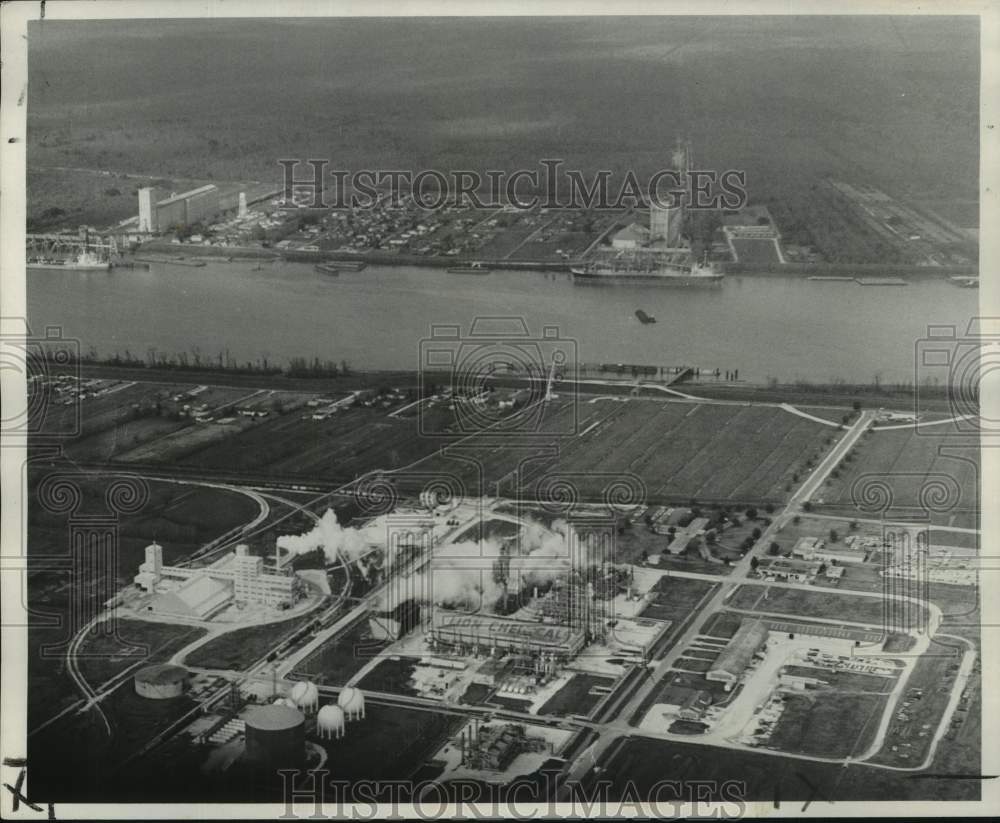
[21,358,982,805]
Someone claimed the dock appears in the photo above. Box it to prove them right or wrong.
[135,256,207,268]
[854,277,907,286]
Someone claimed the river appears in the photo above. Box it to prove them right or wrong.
[26,261,979,385]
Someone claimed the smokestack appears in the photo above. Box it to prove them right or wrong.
[238,191,248,218]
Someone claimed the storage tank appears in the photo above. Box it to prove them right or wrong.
[243,705,305,769]
[317,704,346,740]
[134,663,188,699]
[338,687,366,721]
[290,680,319,713]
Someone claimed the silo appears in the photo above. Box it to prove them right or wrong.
[243,704,305,770]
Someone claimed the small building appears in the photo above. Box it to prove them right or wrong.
[792,536,823,560]
[678,689,713,721]
[765,558,822,583]
[611,223,650,250]
[778,672,825,691]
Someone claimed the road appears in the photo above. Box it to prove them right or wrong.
[562,411,876,787]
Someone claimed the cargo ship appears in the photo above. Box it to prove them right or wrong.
[27,250,111,271]
[571,253,723,285]
[448,261,492,275]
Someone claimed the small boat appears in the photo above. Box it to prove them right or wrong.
[448,261,492,274]
[949,275,979,289]
[315,263,340,275]
[635,309,656,324]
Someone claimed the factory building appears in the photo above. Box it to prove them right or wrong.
[136,542,300,619]
[706,619,769,687]
[538,580,608,641]
[455,720,546,772]
[430,609,586,659]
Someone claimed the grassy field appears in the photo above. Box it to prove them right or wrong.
[292,619,389,685]
[868,636,973,768]
[767,692,887,758]
[28,18,977,209]
[313,703,465,784]
[597,734,978,801]
[176,403,449,480]
[77,384,833,507]
[357,655,420,696]
[642,576,718,623]
[816,426,979,526]
[727,584,927,628]
[537,673,615,717]
[183,613,314,670]
[730,238,782,264]
[415,398,831,504]
[76,619,207,685]
[28,681,200,800]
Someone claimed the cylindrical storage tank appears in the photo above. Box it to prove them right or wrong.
[317,704,346,740]
[338,687,366,721]
[243,705,305,770]
[134,664,189,699]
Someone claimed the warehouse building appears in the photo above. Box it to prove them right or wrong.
[706,619,769,687]
[137,184,252,233]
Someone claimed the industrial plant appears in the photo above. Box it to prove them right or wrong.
[134,542,304,619]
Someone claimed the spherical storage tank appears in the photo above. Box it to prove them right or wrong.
[290,680,319,714]
[337,687,366,721]
[317,704,346,740]
[134,664,189,699]
[243,704,305,770]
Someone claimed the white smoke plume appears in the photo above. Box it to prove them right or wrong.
[278,509,600,614]
[276,509,372,565]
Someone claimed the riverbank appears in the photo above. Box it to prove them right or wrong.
[56,362,960,413]
[135,240,978,279]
